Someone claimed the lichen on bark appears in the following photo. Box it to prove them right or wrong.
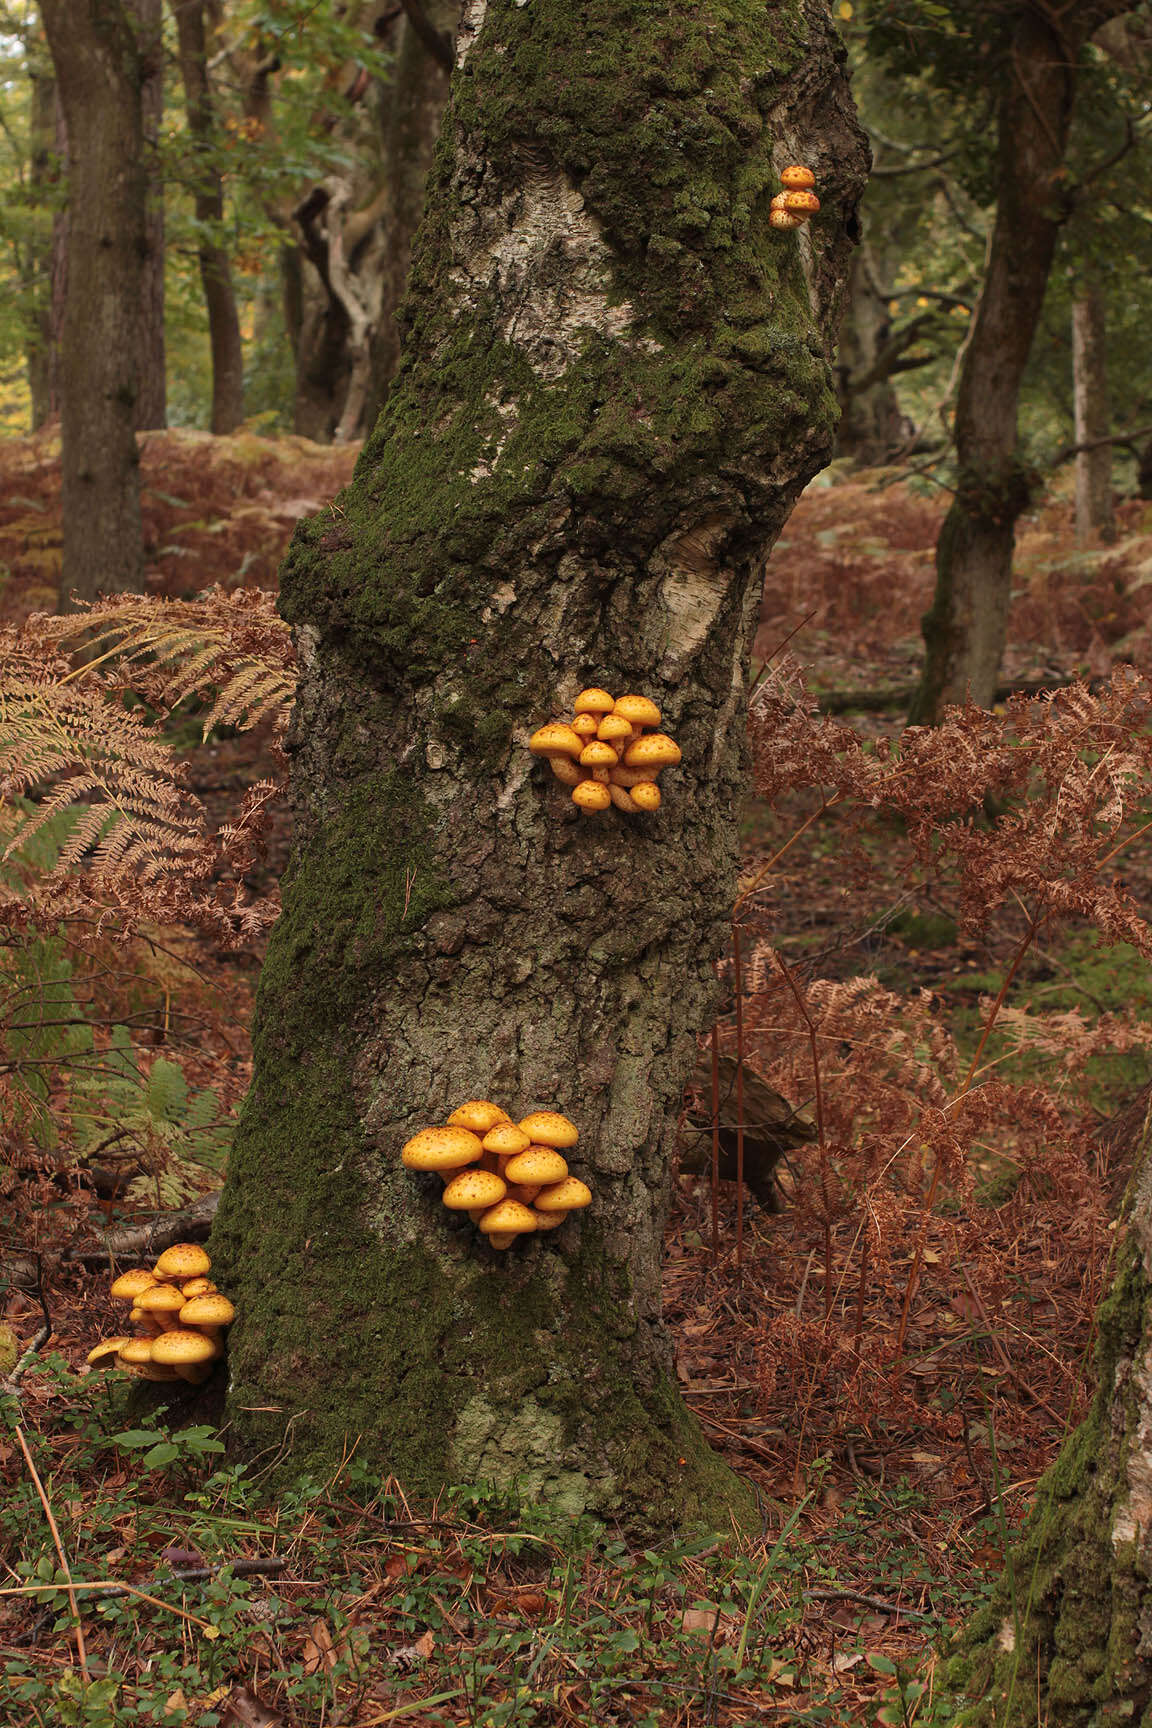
[210,0,867,1532]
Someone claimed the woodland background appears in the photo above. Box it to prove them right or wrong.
[2,1,1152,1725]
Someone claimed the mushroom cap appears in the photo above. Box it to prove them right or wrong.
[151,1329,219,1367]
[517,1111,579,1149]
[612,694,661,729]
[136,1285,187,1317]
[573,687,616,716]
[784,189,820,214]
[117,1336,157,1365]
[571,779,611,812]
[549,754,584,786]
[579,740,619,769]
[179,1294,236,1329]
[505,1182,541,1205]
[504,1147,569,1186]
[597,713,633,745]
[622,733,682,771]
[630,781,661,812]
[570,713,599,741]
[534,1177,593,1212]
[446,1100,510,1134]
[441,1168,508,1211]
[401,1125,484,1170]
[153,1243,212,1281]
[530,1208,568,1231]
[770,191,791,211]
[86,1337,132,1368]
[528,722,584,758]
[180,1277,217,1299]
[477,1199,538,1234]
[487,1232,518,1249]
[780,164,816,189]
[769,208,806,230]
[109,1268,159,1301]
[482,1122,532,1157]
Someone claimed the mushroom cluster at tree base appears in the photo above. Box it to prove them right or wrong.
[85,1243,234,1384]
[401,1101,591,1248]
[529,690,680,815]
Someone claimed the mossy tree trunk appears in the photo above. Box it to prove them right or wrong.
[908,1,1130,725]
[211,0,867,1532]
[954,1100,1152,1724]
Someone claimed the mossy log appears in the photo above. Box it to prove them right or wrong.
[210,0,867,1533]
[952,1099,1152,1723]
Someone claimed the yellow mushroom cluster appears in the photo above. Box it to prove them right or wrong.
[529,689,681,815]
[769,164,820,231]
[85,1242,234,1385]
[401,1100,592,1249]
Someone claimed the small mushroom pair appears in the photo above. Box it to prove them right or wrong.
[402,1099,592,1248]
[85,1243,234,1385]
[529,689,682,815]
[769,165,820,230]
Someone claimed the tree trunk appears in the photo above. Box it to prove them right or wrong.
[954,1099,1152,1724]
[210,0,868,1531]
[1072,281,1115,546]
[365,0,455,423]
[26,68,59,429]
[171,0,245,434]
[909,2,1130,725]
[40,0,146,604]
[133,0,167,431]
[834,248,911,465]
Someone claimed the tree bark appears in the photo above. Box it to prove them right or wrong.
[909,2,1130,725]
[954,1098,1152,1724]
[1072,281,1116,546]
[26,66,59,429]
[40,0,146,604]
[171,0,245,434]
[365,0,455,422]
[834,247,911,465]
[133,0,167,431]
[210,0,867,1531]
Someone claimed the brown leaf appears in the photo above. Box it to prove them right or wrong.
[219,1687,284,1728]
[301,1618,336,1675]
[681,1607,720,1636]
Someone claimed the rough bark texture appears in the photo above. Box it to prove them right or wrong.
[1073,282,1116,547]
[909,2,1129,725]
[952,1099,1152,1724]
[365,0,455,422]
[211,0,867,1532]
[134,0,166,431]
[834,247,912,465]
[41,0,145,603]
[172,0,245,435]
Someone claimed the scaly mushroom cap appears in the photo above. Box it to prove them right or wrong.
[612,694,661,730]
[446,1100,510,1133]
[784,189,820,215]
[117,1336,157,1366]
[136,1285,188,1328]
[578,740,619,770]
[770,191,791,211]
[573,687,616,716]
[153,1243,212,1282]
[109,1268,158,1301]
[478,1199,538,1235]
[178,1294,236,1330]
[401,1125,484,1170]
[630,781,661,812]
[780,164,816,189]
[571,712,599,741]
[534,1177,593,1213]
[482,1122,532,1157]
[180,1277,217,1299]
[571,779,612,813]
[530,1208,568,1231]
[528,722,584,759]
[86,1337,132,1369]
[150,1329,219,1368]
[549,755,584,786]
[623,733,682,771]
[517,1111,579,1149]
[597,713,634,746]
[769,208,805,230]
[504,1147,569,1187]
[441,1168,508,1211]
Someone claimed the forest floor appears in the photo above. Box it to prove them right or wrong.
[3,433,1152,1726]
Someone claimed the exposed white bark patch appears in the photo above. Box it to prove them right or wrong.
[1113,1336,1152,1548]
[449,173,642,380]
[641,514,737,680]
[455,0,486,65]
[997,1619,1016,1653]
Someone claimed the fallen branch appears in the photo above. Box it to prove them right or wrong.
[64,1192,220,1264]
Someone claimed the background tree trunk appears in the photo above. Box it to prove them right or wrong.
[172,0,245,435]
[133,0,167,431]
[1072,281,1116,546]
[25,65,59,430]
[40,0,145,604]
[955,1098,1152,1723]
[211,0,868,1531]
[834,248,911,465]
[365,0,455,422]
[909,2,1129,725]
